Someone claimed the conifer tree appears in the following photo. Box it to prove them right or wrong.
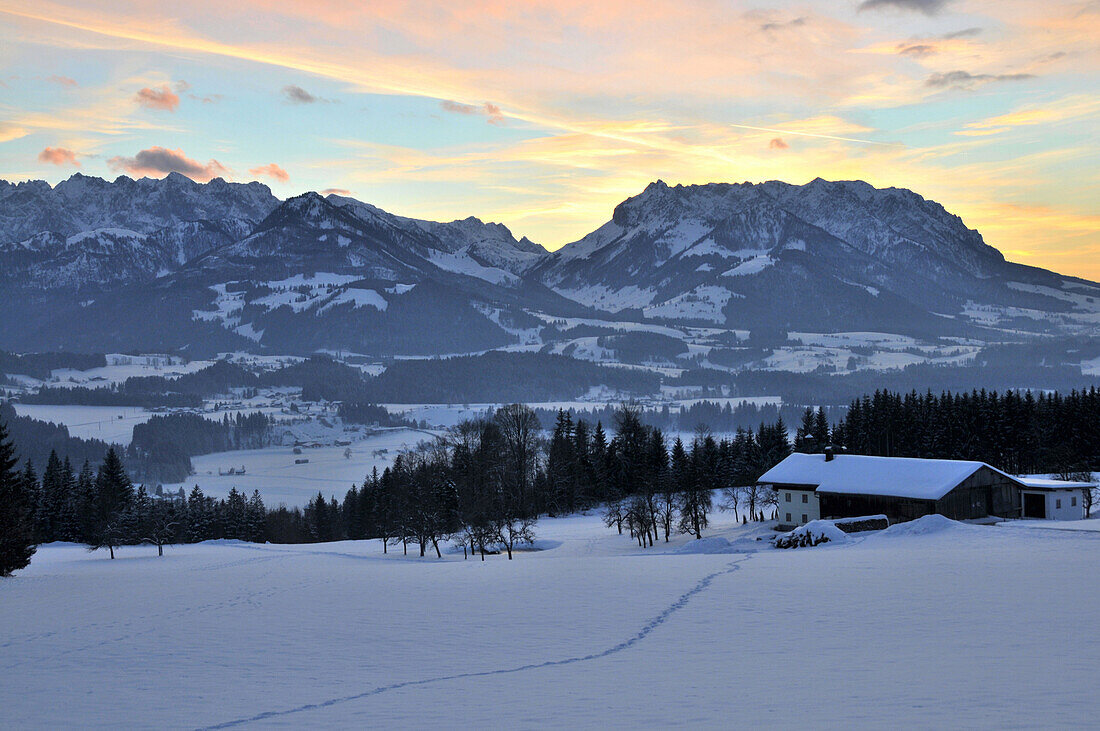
[21,460,41,541]
[38,450,65,542]
[0,421,36,576]
[57,457,80,542]
[90,448,134,559]
[247,490,266,541]
[74,461,97,543]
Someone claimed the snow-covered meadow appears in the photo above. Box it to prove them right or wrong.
[4,510,1099,728]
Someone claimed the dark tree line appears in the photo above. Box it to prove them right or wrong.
[13,442,268,560]
[1,401,799,574]
[533,400,844,438]
[21,386,202,408]
[826,388,1100,477]
[727,362,1092,407]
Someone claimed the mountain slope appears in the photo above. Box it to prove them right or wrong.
[534,179,1100,336]
[0,176,571,356]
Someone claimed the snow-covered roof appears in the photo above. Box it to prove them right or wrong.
[1017,477,1096,491]
[758,453,1014,501]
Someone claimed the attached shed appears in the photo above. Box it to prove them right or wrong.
[759,453,1022,529]
[1017,477,1094,520]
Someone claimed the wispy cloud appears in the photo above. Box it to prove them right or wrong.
[859,0,951,15]
[941,27,982,40]
[0,123,28,143]
[321,187,351,196]
[108,146,229,182]
[441,100,505,125]
[957,95,1100,136]
[47,74,78,87]
[282,84,327,104]
[925,70,1034,89]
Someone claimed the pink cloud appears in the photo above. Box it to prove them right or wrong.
[47,75,78,88]
[108,146,229,182]
[321,187,352,196]
[249,163,290,182]
[38,147,80,166]
[484,102,505,125]
[769,137,789,150]
[134,85,180,112]
[441,100,505,125]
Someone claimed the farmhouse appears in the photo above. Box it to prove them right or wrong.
[760,452,1025,529]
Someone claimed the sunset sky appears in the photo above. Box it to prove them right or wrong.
[1,0,1097,278]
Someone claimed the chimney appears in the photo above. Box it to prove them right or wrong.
[824,446,835,462]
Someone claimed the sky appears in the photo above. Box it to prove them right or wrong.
[0,0,1097,279]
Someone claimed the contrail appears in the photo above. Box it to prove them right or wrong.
[727,122,901,146]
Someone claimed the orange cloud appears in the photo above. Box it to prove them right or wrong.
[249,163,289,182]
[108,146,228,181]
[134,84,180,111]
[769,137,789,150]
[38,146,80,166]
[0,124,28,143]
[321,187,351,196]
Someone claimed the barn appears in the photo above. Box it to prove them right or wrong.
[759,452,1022,529]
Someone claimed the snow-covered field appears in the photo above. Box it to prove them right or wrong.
[12,404,161,444]
[11,403,303,446]
[162,429,436,504]
[4,511,1100,728]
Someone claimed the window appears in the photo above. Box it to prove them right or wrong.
[785,513,792,523]
[802,514,808,523]
[1056,499,1062,509]
[802,494,809,503]
[785,493,791,502]
[1072,496,1078,507]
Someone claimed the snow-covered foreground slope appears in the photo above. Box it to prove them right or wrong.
[4,513,1099,728]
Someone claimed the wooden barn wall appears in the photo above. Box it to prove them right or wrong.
[818,467,1021,523]
[935,467,1020,520]
[818,493,936,524]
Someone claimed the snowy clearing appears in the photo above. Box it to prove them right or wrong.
[4,511,1100,728]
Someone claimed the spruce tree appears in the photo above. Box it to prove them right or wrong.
[90,448,134,558]
[74,461,97,543]
[21,460,41,541]
[57,457,79,542]
[0,421,37,576]
[39,450,64,542]
[247,490,266,542]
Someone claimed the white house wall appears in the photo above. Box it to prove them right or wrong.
[778,488,819,528]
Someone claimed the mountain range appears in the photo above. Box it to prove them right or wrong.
[1,172,1097,357]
